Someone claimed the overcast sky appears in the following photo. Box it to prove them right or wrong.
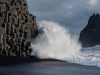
[27,0,100,37]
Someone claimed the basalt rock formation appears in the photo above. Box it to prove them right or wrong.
[0,0,38,58]
[79,13,100,47]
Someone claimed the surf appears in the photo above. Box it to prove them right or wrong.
[31,21,100,67]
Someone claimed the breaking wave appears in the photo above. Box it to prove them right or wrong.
[31,21,100,67]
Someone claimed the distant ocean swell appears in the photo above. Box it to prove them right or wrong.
[31,21,100,67]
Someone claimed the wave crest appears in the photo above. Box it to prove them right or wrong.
[31,21,81,59]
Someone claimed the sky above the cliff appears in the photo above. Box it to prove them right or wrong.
[27,0,100,37]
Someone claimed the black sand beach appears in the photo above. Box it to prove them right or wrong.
[0,56,100,75]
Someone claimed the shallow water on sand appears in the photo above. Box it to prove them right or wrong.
[0,61,100,75]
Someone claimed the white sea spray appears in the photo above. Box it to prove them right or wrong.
[31,21,100,67]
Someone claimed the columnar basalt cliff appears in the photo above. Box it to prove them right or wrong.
[0,0,38,58]
[79,13,100,47]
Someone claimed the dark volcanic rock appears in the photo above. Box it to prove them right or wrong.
[0,0,38,58]
[79,13,100,47]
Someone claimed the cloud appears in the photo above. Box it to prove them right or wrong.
[27,0,100,37]
[88,0,98,5]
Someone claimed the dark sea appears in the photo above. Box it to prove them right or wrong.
[0,56,100,75]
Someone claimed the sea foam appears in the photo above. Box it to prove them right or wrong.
[31,21,100,67]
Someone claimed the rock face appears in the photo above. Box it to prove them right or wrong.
[0,0,38,58]
[79,13,100,47]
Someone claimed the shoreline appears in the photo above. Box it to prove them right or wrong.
[0,55,64,65]
[0,55,99,68]
[0,56,100,75]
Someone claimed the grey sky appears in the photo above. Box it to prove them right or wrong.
[27,0,100,37]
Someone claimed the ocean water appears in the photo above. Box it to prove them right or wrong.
[31,21,100,67]
[0,61,100,75]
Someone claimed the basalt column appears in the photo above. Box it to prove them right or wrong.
[0,0,38,58]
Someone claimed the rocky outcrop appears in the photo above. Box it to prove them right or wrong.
[0,0,38,58]
[79,13,100,47]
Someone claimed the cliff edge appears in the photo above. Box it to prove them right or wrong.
[0,0,38,58]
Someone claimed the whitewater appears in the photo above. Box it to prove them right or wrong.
[31,21,100,67]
